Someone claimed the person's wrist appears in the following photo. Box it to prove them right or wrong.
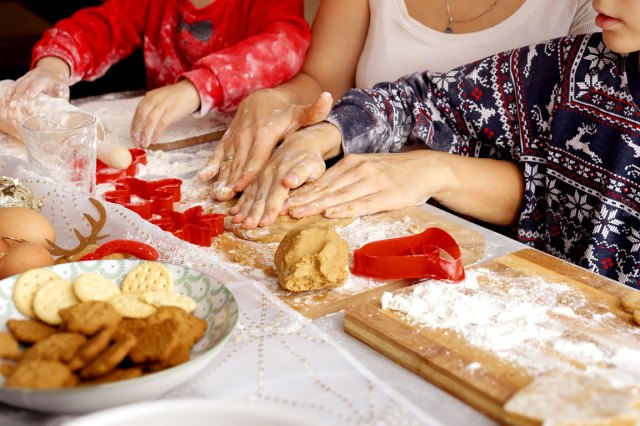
[281,122,341,159]
[317,122,343,159]
[35,57,71,81]
[419,150,456,203]
[270,86,306,105]
[178,80,201,113]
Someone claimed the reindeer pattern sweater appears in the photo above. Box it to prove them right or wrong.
[32,0,310,114]
[326,33,640,288]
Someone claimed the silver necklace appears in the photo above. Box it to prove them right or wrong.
[445,0,501,33]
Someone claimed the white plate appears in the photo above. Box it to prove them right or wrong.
[0,260,239,414]
[63,399,327,426]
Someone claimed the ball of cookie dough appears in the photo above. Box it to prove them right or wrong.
[274,227,349,292]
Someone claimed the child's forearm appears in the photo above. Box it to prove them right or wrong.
[35,57,71,80]
[430,152,524,226]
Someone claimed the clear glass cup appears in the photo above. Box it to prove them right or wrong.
[21,111,97,193]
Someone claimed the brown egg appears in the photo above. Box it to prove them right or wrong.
[0,207,56,247]
[0,242,54,280]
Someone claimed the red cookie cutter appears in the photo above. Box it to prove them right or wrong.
[149,206,226,246]
[103,176,182,219]
[96,148,147,184]
[79,239,159,261]
[352,227,465,282]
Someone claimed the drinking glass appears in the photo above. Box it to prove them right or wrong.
[21,111,97,193]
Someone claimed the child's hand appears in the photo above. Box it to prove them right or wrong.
[286,151,447,219]
[228,123,342,229]
[130,80,201,148]
[197,91,332,201]
[9,57,70,101]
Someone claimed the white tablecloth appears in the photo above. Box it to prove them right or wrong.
[0,133,521,425]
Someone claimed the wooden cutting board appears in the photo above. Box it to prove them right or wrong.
[343,249,636,425]
[214,207,486,319]
[78,95,232,150]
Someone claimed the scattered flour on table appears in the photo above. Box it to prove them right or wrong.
[381,268,640,388]
[138,149,211,181]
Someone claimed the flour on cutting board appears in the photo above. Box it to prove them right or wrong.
[79,96,232,147]
[381,268,640,389]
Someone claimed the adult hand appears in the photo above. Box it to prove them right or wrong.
[8,57,70,101]
[130,80,201,148]
[229,122,342,229]
[286,150,449,219]
[197,91,332,201]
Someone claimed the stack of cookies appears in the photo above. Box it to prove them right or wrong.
[0,262,207,389]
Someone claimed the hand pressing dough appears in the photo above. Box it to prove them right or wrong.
[226,214,353,243]
[504,369,640,426]
[274,227,349,292]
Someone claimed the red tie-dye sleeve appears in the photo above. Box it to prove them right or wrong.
[180,0,310,115]
[31,0,148,84]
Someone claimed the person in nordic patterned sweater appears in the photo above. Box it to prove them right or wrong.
[230,2,640,288]
[8,0,310,148]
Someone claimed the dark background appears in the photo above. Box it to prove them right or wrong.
[0,0,146,99]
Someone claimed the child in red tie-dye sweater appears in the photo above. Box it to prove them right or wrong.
[9,0,310,148]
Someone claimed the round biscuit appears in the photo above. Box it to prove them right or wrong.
[109,294,156,318]
[141,291,197,313]
[121,262,173,294]
[73,273,121,302]
[32,279,79,325]
[12,269,61,318]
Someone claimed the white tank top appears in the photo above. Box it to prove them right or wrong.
[356,0,598,88]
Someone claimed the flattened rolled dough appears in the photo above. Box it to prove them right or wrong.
[274,227,349,292]
[504,369,640,426]
[226,215,352,243]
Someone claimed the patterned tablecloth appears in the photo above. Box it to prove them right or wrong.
[0,130,520,425]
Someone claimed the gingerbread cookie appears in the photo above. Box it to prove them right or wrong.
[7,319,57,343]
[68,325,118,371]
[60,301,122,335]
[21,333,87,363]
[0,332,20,360]
[80,333,137,379]
[5,360,75,389]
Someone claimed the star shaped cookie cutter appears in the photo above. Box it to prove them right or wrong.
[149,205,226,246]
[352,227,465,282]
[96,148,147,185]
[103,176,182,220]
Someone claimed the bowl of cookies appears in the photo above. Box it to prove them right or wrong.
[0,260,238,414]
